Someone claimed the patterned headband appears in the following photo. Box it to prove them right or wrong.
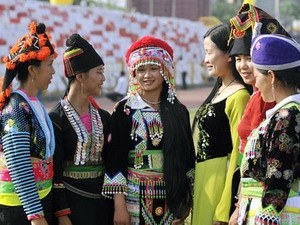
[127,46,176,103]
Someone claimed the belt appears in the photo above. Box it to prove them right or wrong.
[63,162,104,179]
[63,181,103,199]
[63,170,103,179]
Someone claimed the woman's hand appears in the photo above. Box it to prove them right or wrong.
[114,208,131,225]
[113,194,131,225]
[31,217,48,225]
[57,215,73,225]
[228,207,239,225]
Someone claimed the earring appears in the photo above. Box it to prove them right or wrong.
[272,84,276,101]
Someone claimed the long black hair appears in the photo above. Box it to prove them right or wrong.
[192,23,252,132]
[202,23,252,106]
[160,82,195,220]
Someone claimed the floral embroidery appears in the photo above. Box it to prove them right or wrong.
[19,102,30,113]
[241,103,300,223]
[195,103,215,161]
[155,206,163,216]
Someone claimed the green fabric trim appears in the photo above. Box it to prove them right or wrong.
[0,180,52,194]
[128,149,162,157]
[64,164,104,172]
[128,150,163,170]
[241,178,299,198]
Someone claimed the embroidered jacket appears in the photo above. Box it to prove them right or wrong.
[241,94,300,224]
[0,90,55,220]
[102,94,195,224]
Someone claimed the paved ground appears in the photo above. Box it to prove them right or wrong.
[43,86,213,113]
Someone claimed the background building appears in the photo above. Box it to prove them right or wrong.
[127,0,210,21]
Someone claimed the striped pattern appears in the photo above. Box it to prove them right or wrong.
[2,132,43,218]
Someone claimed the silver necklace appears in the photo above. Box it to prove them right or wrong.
[213,79,235,101]
[141,96,161,105]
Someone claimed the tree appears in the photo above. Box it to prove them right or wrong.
[280,1,300,20]
[211,0,240,23]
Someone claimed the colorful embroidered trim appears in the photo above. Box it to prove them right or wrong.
[102,172,128,199]
[130,109,163,169]
[127,168,166,199]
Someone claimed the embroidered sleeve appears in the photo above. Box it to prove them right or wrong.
[256,107,300,223]
[102,172,128,198]
[102,101,131,198]
[2,132,44,220]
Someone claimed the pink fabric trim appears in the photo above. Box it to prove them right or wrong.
[18,89,38,101]
[80,113,92,132]
[27,213,44,220]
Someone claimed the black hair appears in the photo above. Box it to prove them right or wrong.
[63,76,76,97]
[120,70,125,76]
[202,23,252,106]
[204,23,231,52]
[258,68,300,90]
[160,82,195,219]
[192,23,252,131]
[17,60,41,83]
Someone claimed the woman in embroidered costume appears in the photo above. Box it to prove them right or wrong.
[191,23,251,225]
[0,22,57,225]
[228,3,290,216]
[229,34,300,225]
[48,34,113,225]
[101,36,195,225]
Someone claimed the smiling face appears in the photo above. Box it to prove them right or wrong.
[82,65,105,96]
[235,54,255,85]
[135,64,164,94]
[32,54,56,90]
[204,37,231,78]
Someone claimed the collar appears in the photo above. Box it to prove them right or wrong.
[266,93,300,118]
[127,93,152,110]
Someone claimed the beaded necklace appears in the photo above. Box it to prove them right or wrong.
[62,99,104,165]
[140,96,161,105]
